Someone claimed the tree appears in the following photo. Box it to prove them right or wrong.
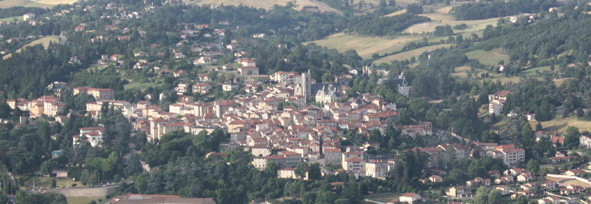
[265,162,278,176]
[308,163,321,180]
[0,193,7,204]
[295,163,309,179]
[516,195,528,204]
[527,159,540,174]
[564,126,581,149]
[407,3,423,14]
[40,160,53,175]
[51,179,57,189]
[388,0,396,7]
[0,102,10,118]
[474,186,489,204]
[379,0,387,9]
[468,159,486,178]
[488,190,501,204]
[535,122,543,131]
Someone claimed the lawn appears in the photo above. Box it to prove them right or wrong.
[185,0,340,13]
[465,48,510,66]
[3,36,61,59]
[374,44,452,63]
[308,33,423,59]
[67,196,106,204]
[533,115,591,133]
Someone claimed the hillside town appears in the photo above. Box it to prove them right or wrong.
[1,0,591,203]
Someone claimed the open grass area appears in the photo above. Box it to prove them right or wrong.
[186,0,340,13]
[124,82,162,91]
[404,6,501,34]
[35,0,78,5]
[22,176,85,189]
[451,66,473,78]
[466,48,510,66]
[0,16,23,22]
[385,9,407,17]
[3,36,60,59]
[309,32,423,59]
[375,44,452,63]
[523,66,551,75]
[363,192,401,203]
[554,77,573,87]
[67,196,106,204]
[534,115,591,134]
[0,0,53,8]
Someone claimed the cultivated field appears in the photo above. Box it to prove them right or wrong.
[374,44,452,63]
[309,33,423,59]
[0,0,77,8]
[404,6,501,34]
[466,48,510,66]
[534,116,591,133]
[186,0,340,13]
[35,0,78,5]
[3,36,60,59]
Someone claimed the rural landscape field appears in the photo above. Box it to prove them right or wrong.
[0,0,77,8]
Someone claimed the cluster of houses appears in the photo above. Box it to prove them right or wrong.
[6,95,65,118]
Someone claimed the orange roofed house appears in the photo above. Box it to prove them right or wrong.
[73,87,115,100]
[486,144,525,166]
[74,127,104,147]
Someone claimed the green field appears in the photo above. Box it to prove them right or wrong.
[466,48,510,66]
[124,82,162,91]
[523,66,551,75]
[533,115,591,133]
[3,36,61,59]
[309,33,423,59]
[375,44,452,63]
[403,6,501,34]
[0,0,50,8]
[309,3,509,64]
[0,16,23,22]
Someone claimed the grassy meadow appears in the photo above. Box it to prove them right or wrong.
[3,36,61,59]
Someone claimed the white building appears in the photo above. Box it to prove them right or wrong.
[365,160,387,178]
[315,85,337,104]
[580,135,591,148]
